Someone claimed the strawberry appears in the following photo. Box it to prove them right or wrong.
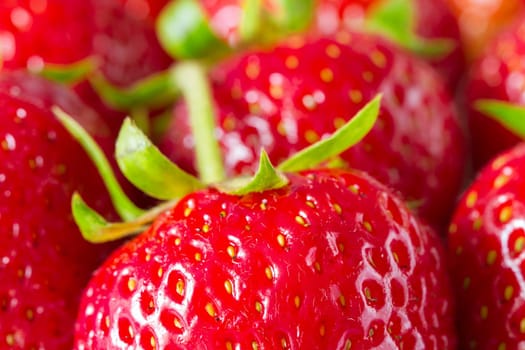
[314,0,465,89]
[464,13,525,171]
[159,32,467,231]
[0,73,144,349]
[74,166,456,349]
[447,142,525,349]
[0,0,172,134]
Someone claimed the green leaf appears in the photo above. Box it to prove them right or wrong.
[171,61,226,184]
[156,0,230,60]
[116,118,205,200]
[215,150,289,195]
[72,193,177,243]
[278,94,382,172]
[53,107,145,221]
[89,68,179,111]
[474,99,525,139]
[38,57,98,84]
[365,0,454,58]
[239,0,264,43]
[275,0,316,32]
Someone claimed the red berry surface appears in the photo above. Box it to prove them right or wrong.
[448,143,525,349]
[160,32,467,230]
[74,168,456,349]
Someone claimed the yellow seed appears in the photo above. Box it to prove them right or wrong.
[466,191,478,208]
[227,245,236,258]
[176,280,185,296]
[480,306,488,320]
[449,223,458,234]
[344,340,352,350]
[371,50,386,68]
[127,278,137,292]
[486,250,497,265]
[26,308,34,321]
[150,336,156,348]
[333,203,342,214]
[255,301,263,313]
[515,237,525,253]
[260,200,268,210]
[295,215,307,227]
[202,224,210,233]
[314,261,321,272]
[226,341,234,350]
[492,155,508,170]
[270,84,284,99]
[6,334,14,346]
[455,246,463,256]
[224,280,233,295]
[320,68,334,82]
[277,234,286,248]
[504,285,514,301]
[157,267,163,279]
[335,31,352,44]
[246,62,260,80]
[205,303,217,318]
[520,318,525,333]
[195,252,202,262]
[498,342,506,350]
[174,316,183,329]
[304,129,320,144]
[334,117,345,129]
[494,174,510,188]
[339,295,346,307]
[499,206,513,223]
[463,277,471,289]
[362,71,373,82]
[473,217,483,230]
[294,295,301,308]
[285,55,299,69]
[320,324,326,337]
[265,266,273,280]
[252,341,259,350]
[363,221,373,232]
[281,337,288,348]
[104,315,110,328]
[348,90,363,103]
[326,44,341,58]
[184,207,192,217]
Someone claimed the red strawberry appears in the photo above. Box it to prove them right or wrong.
[447,142,525,349]
[160,32,467,230]
[464,13,525,171]
[313,0,465,89]
[0,73,129,349]
[0,0,172,134]
[74,167,456,349]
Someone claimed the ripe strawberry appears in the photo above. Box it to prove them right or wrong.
[0,0,172,134]
[464,13,525,171]
[160,32,467,230]
[447,142,525,349]
[314,0,465,89]
[0,73,128,349]
[74,167,456,349]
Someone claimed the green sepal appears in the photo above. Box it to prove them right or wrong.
[215,150,289,195]
[38,57,98,84]
[273,0,315,33]
[72,192,177,243]
[172,61,226,184]
[238,0,264,43]
[116,118,205,200]
[89,68,179,111]
[474,99,525,139]
[156,0,231,60]
[278,94,382,172]
[53,107,145,221]
[365,0,454,58]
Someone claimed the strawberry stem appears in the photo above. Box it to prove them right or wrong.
[171,61,226,184]
[116,118,205,200]
[278,94,382,172]
[53,107,145,221]
[474,99,525,139]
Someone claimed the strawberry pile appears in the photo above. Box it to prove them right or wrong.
[2,0,525,349]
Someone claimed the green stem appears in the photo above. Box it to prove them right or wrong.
[171,61,226,184]
[53,107,145,221]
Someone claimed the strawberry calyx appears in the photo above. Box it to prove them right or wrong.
[364,0,454,58]
[34,56,100,85]
[156,0,233,60]
[474,99,525,139]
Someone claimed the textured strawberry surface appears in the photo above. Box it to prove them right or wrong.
[0,86,119,349]
[74,168,456,349]
[448,142,525,349]
[161,32,467,231]
[464,14,525,171]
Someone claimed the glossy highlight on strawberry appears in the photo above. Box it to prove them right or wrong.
[74,168,456,349]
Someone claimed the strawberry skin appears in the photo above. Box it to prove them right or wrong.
[74,168,456,349]
[448,143,525,349]
[160,32,467,230]
[314,0,465,89]
[464,14,525,171]
[0,74,119,349]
